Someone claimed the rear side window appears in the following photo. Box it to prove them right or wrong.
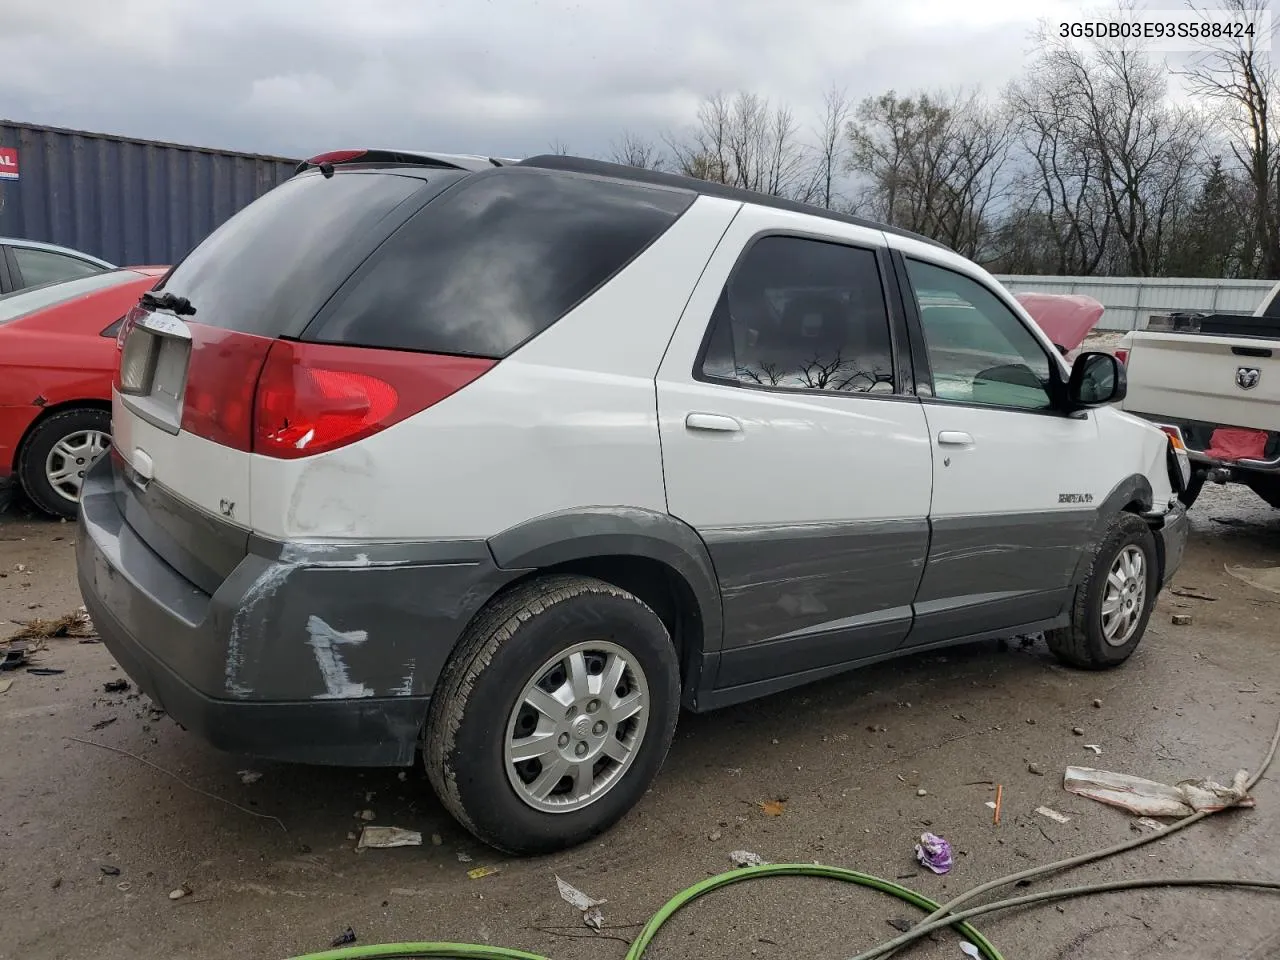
[13,247,105,288]
[0,270,141,326]
[699,236,896,393]
[308,169,695,357]
[157,171,449,337]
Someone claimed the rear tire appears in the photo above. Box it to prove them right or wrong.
[17,408,111,519]
[424,574,681,855]
[1046,512,1158,670]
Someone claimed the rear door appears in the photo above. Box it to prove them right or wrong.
[111,168,455,590]
[656,208,934,694]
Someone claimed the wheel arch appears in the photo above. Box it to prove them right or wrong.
[1068,474,1156,588]
[486,508,724,707]
[11,398,111,472]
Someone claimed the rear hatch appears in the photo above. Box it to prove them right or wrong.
[110,166,466,592]
[1123,331,1280,435]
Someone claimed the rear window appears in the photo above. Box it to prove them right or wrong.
[156,170,455,337]
[306,168,695,358]
[0,270,142,326]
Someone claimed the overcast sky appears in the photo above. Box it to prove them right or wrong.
[5,0,1144,160]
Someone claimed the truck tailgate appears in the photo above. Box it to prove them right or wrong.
[1124,332,1280,432]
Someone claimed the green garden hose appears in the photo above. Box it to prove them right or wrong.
[285,710,1280,960]
[285,863,1004,960]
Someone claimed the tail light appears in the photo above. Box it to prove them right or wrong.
[250,340,495,459]
[1113,347,1129,365]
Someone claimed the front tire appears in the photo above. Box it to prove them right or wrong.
[1046,512,1158,669]
[17,408,111,519]
[424,575,681,855]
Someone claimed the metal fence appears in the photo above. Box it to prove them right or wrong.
[995,274,1279,331]
[0,120,298,267]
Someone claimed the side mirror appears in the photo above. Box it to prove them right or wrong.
[1067,351,1126,408]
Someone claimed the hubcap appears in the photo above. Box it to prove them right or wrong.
[44,429,111,504]
[503,640,650,814]
[1101,544,1147,646]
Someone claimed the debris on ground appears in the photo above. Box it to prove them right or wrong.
[960,941,982,958]
[27,668,64,676]
[1135,817,1166,832]
[238,770,262,785]
[916,788,928,797]
[100,865,121,876]
[1,642,32,671]
[1171,614,1193,626]
[357,826,423,850]
[91,717,117,731]
[914,832,953,874]
[467,866,499,880]
[1084,744,1103,755]
[1092,699,1103,708]
[1027,762,1045,776]
[759,798,786,816]
[1064,766,1255,817]
[331,927,357,947]
[0,678,12,695]
[730,850,768,868]
[356,809,375,822]
[993,784,1003,825]
[887,918,914,933]
[103,679,130,693]
[1072,727,1085,736]
[1169,587,1218,601]
[1036,806,1071,824]
[168,883,192,900]
[6,610,96,642]
[556,876,607,930]
[456,851,473,863]
[708,829,722,841]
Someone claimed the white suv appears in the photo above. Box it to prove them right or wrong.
[76,150,1190,855]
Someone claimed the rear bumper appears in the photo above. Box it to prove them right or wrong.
[1156,504,1190,589]
[75,455,519,766]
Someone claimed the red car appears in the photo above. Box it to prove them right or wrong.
[0,267,166,517]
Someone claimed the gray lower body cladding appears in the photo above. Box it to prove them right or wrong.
[75,455,521,766]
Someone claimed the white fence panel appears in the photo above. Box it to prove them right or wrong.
[994,275,1278,330]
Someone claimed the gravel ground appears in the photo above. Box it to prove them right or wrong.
[2,486,1279,960]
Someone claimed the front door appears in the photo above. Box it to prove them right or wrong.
[897,254,1101,647]
[655,207,934,696]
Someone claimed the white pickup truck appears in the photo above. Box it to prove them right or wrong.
[1116,280,1280,508]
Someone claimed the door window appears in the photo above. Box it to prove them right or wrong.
[699,236,895,394]
[12,247,105,289]
[905,258,1054,410]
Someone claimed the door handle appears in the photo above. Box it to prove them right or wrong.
[686,412,742,433]
[937,431,975,446]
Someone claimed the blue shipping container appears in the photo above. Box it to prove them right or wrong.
[0,120,298,267]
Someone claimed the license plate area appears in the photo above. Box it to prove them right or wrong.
[118,312,192,435]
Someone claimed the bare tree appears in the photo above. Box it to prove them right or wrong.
[812,85,852,209]
[547,138,572,156]
[664,91,816,200]
[608,131,666,170]
[1177,0,1279,277]
[1005,23,1205,276]
[846,89,1015,260]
